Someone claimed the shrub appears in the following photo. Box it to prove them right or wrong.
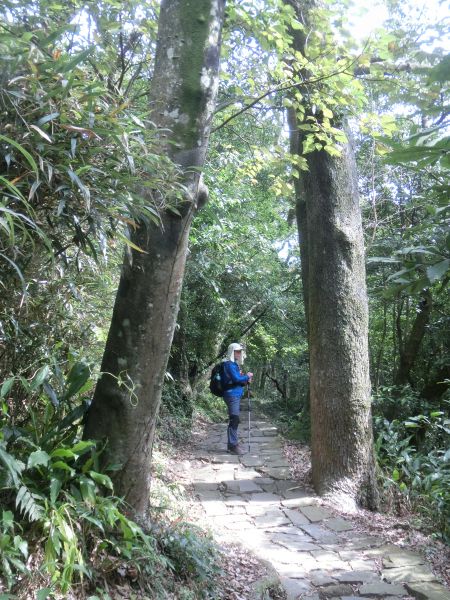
[373,397,450,541]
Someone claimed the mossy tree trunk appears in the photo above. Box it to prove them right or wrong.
[83,0,225,515]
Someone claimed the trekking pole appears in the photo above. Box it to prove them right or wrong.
[247,382,251,453]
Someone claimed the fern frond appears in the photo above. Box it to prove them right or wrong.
[15,485,44,522]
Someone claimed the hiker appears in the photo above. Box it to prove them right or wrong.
[222,342,253,455]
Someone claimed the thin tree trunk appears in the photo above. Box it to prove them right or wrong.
[83,0,225,515]
[394,290,432,386]
[374,299,388,389]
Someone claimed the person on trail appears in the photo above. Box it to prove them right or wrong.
[222,342,253,455]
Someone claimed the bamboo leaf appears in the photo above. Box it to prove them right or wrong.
[116,231,148,253]
[29,125,53,143]
[0,134,39,176]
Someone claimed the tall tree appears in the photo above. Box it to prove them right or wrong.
[83,0,225,514]
[285,0,379,509]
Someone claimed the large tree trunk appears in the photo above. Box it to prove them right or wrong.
[83,0,225,515]
[306,142,378,510]
[286,0,378,510]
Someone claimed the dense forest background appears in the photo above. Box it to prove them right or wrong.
[0,0,448,597]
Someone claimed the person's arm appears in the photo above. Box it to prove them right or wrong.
[227,361,252,385]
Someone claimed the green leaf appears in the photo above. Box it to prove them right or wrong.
[37,113,60,126]
[31,366,50,390]
[56,402,89,431]
[0,135,39,176]
[116,231,148,254]
[63,362,90,401]
[79,475,96,504]
[428,53,450,83]
[0,378,14,399]
[29,125,53,143]
[71,440,95,455]
[367,256,400,264]
[0,444,24,487]
[59,48,92,73]
[27,450,50,469]
[51,448,75,459]
[36,588,53,600]
[13,536,28,558]
[89,471,113,490]
[2,511,14,529]
[427,259,450,283]
[392,468,400,481]
[50,477,62,504]
[67,169,90,206]
[0,175,27,202]
[52,460,74,473]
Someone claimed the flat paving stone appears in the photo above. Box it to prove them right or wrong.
[192,481,220,492]
[309,570,337,586]
[254,509,291,528]
[347,558,378,571]
[316,583,355,597]
[312,555,350,571]
[405,581,450,600]
[240,479,265,493]
[245,503,268,517]
[201,501,230,516]
[283,507,310,526]
[281,495,318,507]
[248,492,283,505]
[271,533,320,552]
[235,468,261,480]
[382,564,438,583]
[259,482,279,493]
[240,455,265,467]
[195,490,223,501]
[279,576,311,599]
[273,557,320,576]
[325,517,353,532]
[210,453,240,463]
[266,460,291,469]
[359,581,407,596]
[298,523,339,543]
[336,570,379,584]
[383,551,426,567]
[223,495,247,505]
[263,466,291,479]
[299,505,334,522]
[363,543,403,558]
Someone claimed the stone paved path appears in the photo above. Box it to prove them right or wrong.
[185,410,449,600]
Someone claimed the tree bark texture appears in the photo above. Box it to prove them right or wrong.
[83,0,225,514]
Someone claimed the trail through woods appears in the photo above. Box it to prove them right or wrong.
[170,401,450,600]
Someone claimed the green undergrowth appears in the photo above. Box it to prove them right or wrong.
[373,386,450,543]
[195,391,228,423]
[0,361,225,599]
